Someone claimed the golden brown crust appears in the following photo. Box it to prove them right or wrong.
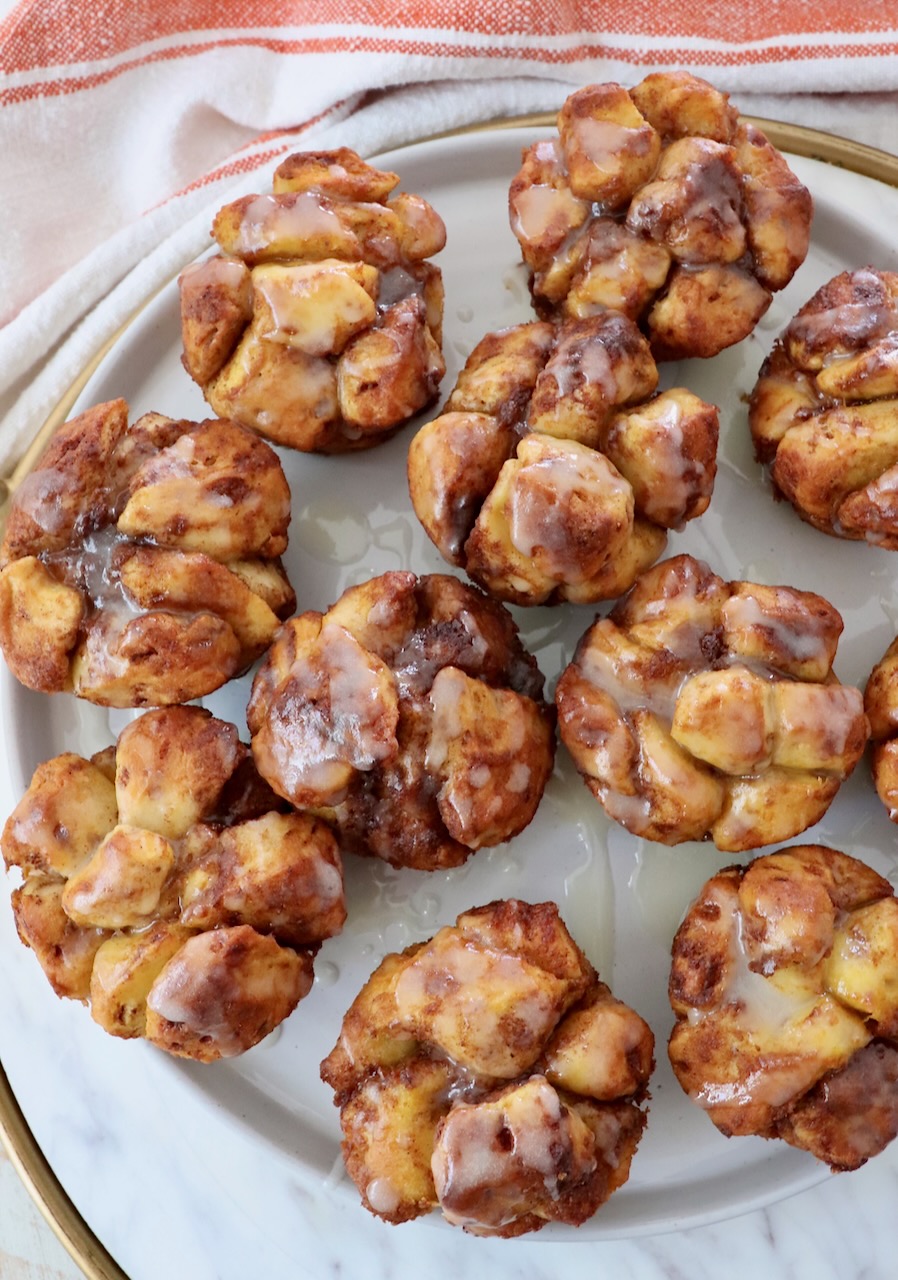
[750,268,898,543]
[863,636,898,819]
[144,925,315,1062]
[669,845,898,1170]
[408,315,718,606]
[247,570,554,869]
[320,899,653,1235]
[0,401,294,707]
[180,148,446,453]
[509,74,810,358]
[1,707,345,1060]
[555,553,868,850]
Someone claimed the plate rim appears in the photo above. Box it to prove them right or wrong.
[3,111,898,1280]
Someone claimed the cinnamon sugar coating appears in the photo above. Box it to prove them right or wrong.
[247,571,555,870]
[0,398,295,706]
[509,72,811,359]
[408,313,717,606]
[321,899,653,1235]
[1,707,345,1061]
[750,268,898,545]
[555,554,868,850]
[670,845,898,1170]
[863,635,898,819]
[180,147,446,453]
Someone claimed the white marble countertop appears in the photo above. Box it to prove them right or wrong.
[5,84,898,1280]
[0,1146,83,1280]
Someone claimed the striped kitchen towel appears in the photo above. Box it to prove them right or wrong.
[2,0,897,471]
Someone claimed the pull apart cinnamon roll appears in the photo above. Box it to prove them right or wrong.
[0,398,295,706]
[248,571,555,870]
[180,147,446,452]
[408,313,717,605]
[2,707,345,1061]
[670,845,898,1171]
[509,73,811,359]
[556,554,868,850]
[322,899,653,1235]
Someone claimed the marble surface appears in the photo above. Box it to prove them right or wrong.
[0,1147,83,1280]
[6,96,898,1280]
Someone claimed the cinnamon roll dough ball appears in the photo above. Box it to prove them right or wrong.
[247,571,555,870]
[669,845,898,1170]
[1,707,345,1061]
[0,399,295,707]
[750,268,898,544]
[179,147,446,453]
[321,898,653,1236]
[863,635,898,818]
[555,554,868,850]
[408,312,718,605]
[509,72,811,359]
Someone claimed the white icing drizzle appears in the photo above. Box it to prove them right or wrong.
[424,668,467,773]
[432,1076,597,1232]
[393,932,558,1075]
[508,762,531,793]
[146,937,254,1058]
[267,623,397,800]
[573,116,650,166]
[787,268,898,354]
[180,256,248,290]
[365,1177,402,1216]
[511,184,568,242]
[377,265,423,310]
[546,335,617,402]
[507,452,628,565]
[237,192,346,253]
[580,626,682,720]
[722,591,830,667]
[717,888,817,1035]
[254,265,374,353]
[614,397,709,528]
[46,526,141,618]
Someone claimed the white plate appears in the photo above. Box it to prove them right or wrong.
[4,124,898,1272]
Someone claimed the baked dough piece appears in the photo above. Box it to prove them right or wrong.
[0,399,295,706]
[321,898,653,1235]
[408,313,718,605]
[179,147,446,452]
[750,268,898,544]
[247,570,555,869]
[863,635,898,818]
[1,706,345,1061]
[555,554,868,850]
[669,844,898,1170]
[509,73,811,359]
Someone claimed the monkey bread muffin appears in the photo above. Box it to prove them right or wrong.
[0,399,295,707]
[863,635,898,819]
[669,845,898,1171]
[1,706,346,1061]
[555,554,868,850]
[247,570,555,870]
[321,898,654,1236]
[180,147,446,452]
[509,72,811,359]
[408,312,718,605]
[750,268,898,544]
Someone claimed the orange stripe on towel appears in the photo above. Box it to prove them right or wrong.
[4,29,898,108]
[1,0,896,75]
